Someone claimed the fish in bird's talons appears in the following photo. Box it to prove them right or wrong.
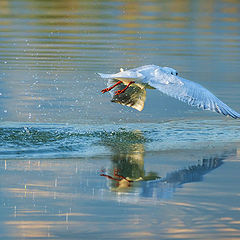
[101,80,122,93]
[114,81,135,96]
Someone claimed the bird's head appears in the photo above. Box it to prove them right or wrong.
[162,67,178,76]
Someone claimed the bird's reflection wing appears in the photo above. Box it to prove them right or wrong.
[146,71,240,119]
[107,79,146,111]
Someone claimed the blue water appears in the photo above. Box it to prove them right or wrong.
[0,119,240,159]
[1,0,240,239]
[1,142,240,239]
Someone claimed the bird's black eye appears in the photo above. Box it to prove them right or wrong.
[176,72,178,76]
[171,72,173,75]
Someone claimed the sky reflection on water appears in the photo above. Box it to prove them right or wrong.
[1,148,240,239]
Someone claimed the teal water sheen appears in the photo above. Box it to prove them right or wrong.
[0,119,240,159]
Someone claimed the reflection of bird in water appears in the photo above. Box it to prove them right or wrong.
[100,168,160,191]
[98,128,235,199]
[101,151,232,199]
[99,129,160,192]
[141,155,225,199]
[100,168,135,190]
[100,142,161,192]
[98,65,240,118]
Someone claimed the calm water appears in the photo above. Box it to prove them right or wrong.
[1,0,240,239]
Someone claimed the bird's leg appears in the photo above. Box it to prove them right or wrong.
[101,81,122,93]
[100,168,133,183]
[115,81,135,95]
[113,168,133,182]
[100,173,122,182]
[100,168,123,182]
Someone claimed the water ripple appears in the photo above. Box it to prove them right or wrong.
[0,119,239,159]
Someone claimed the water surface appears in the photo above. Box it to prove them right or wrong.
[0,0,240,239]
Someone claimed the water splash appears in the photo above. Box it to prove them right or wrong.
[0,119,239,159]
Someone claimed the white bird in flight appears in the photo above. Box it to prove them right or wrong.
[98,65,240,119]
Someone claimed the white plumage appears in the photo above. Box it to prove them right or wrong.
[98,65,240,119]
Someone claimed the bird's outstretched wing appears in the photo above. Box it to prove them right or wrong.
[97,71,144,82]
[98,65,240,118]
[146,69,240,119]
[106,79,146,111]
